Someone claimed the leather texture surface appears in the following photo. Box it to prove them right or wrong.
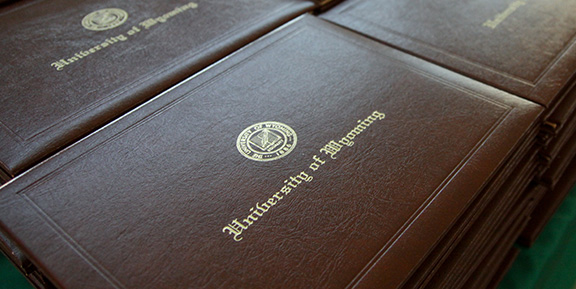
[0,0,316,178]
[321,0,576,108]
[402,139,539,289]
[0,16,543,289]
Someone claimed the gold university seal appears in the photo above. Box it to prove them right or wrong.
[82,8,128,31]
[237,122,297,162]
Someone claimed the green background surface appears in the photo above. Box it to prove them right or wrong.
[0,253,32,289]
[2,187,576,289]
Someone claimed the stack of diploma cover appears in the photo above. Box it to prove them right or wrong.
[322,0,576,286]
[321,0,576,251]
[2,0,576,288]
[0,15,543,288]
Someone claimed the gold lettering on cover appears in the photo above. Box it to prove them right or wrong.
[320,141,343,160]
[309,155,326,171]
[127,25,141,36]
[222,219,248,242]
[222,111,386,242]
[51,2,198,71]
[222,171,313,242]
[321,110,386,159]
[483,1,526,29]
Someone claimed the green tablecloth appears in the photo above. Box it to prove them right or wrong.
[2,186,576,289]
[0,252,31,289]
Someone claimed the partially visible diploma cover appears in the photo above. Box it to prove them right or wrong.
[0,0,316,180]
[322,0,576,108]
[0,16,542,289]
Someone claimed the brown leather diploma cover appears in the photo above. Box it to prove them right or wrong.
[0,16,542,288]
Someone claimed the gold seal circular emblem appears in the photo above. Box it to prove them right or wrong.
[237,121,297,162]
[82,8,128,31]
